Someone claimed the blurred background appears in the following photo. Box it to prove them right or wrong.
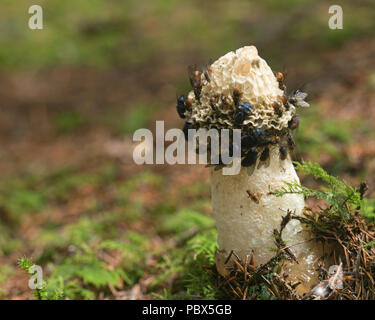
[0,0,374,299]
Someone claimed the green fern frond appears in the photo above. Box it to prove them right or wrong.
[18,256,34,271]
[271,161,364,220]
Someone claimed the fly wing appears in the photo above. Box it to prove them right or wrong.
[203,62,212,83]
[295,91,308,100]
[296,100,310,108]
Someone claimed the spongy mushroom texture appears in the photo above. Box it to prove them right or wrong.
[211,146,321,289]
[187,46,295,130]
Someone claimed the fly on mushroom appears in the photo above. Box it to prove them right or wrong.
[241,134,255,149]
[260,147,270,162]
[221,95,231,109]
[182,121,194,141]
[279,145,288,160]
[288,114,300,131]
[203,63,212,83]
[241,147,258,167]
[272,101,283,117]
[234,102,252,126]
[276,72,286,91]
[233,88,243,107]
[240,128,271,149]
[246,190,260,204]
[176,46,321,294]
[287,131,296,151]
[210,96,218,111]
[176,95,186,119]
[188,65,203,101]
[288,89,309,108]
[258,146,271,168]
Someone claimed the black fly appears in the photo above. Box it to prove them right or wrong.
[279,145,288,160]
[203,65,212,83]
[234,102,252,126]
[241,129,269,148]
[233,88,242,107]
[241,147,258,167]
[176,95,186,119]
[260,147,270,162]
[183,121,194,141]
[287,131,296,151]
[288,114,299,131]
[203,60,213,83]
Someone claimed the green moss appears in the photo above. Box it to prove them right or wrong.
[0,179,45,218]
[161,209,215,235]
[115,103,158,135]
[54,111,85,133]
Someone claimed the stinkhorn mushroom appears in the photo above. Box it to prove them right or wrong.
[176,46,324,293]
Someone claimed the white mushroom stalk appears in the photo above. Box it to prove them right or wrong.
[176,46,322,293]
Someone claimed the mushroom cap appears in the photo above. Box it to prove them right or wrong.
[186,46,296,131]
